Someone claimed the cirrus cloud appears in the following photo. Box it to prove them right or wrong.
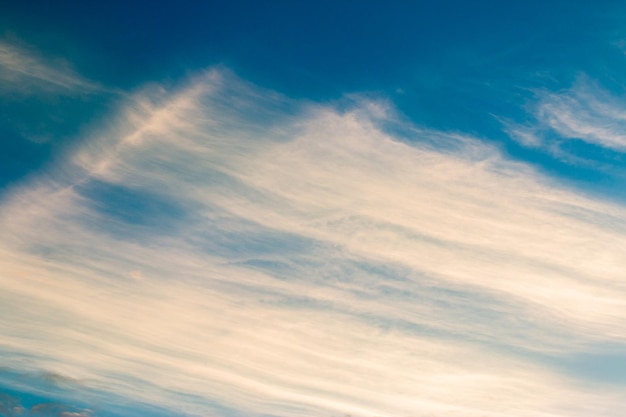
[1,69,625,417]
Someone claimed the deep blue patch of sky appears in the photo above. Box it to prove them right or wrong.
[0,90,115,191]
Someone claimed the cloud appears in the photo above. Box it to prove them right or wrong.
[0,40,101,95]
[505,125,544,149]
[537,80,626,151]
[508,78,626,165]
[1,69,626,417]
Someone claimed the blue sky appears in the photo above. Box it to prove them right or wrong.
[1,2,626,417]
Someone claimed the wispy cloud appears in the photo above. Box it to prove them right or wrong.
[508,79,626,164]
[0,40,101,95]
[1,69,626,417]
[537,80,626,151]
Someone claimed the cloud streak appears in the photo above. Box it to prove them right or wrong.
[1,69,626,417]
[0,39,101,95]
[537,81,626,152]
[507,79,626,166]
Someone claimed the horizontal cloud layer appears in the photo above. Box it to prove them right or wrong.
[1,69,625,417]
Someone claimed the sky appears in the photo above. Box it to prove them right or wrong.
[1,1,626,417]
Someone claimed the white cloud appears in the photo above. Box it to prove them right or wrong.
[0,39,101,95]
[506,125,544,148]
[539,87,626,150]
[511,79,626,160]
[1,69,626,417]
